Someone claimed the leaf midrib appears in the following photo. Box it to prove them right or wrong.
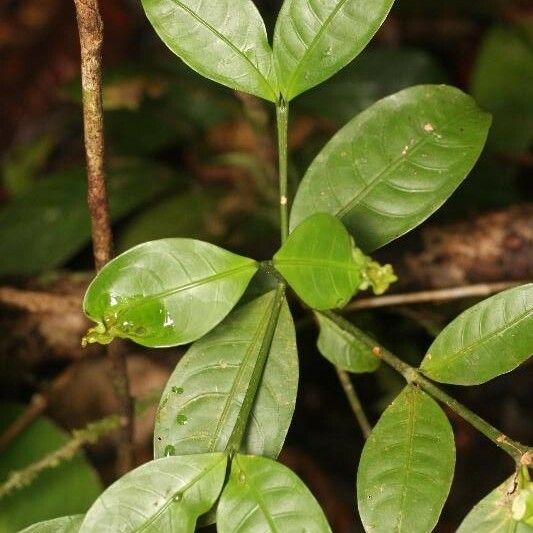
[284,0,350,98]
[134,455,225,532]
[425,306,532,373]
[334,113,466,220]
[236,457,280,533]
[274,257,357,271]
[170,0,277,100]
[101,262,257,320]
[395,388,418,533]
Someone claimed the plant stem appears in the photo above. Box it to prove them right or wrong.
[324,311,532,464]
[73,0,112,271]
[73,0,134,475]
[335,367,372,439]
[276,99,289,244]
[226,284,285,455]
[0,415,123,499]
[344,281,522,312]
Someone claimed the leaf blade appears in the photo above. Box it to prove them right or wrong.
[217,454,331,532]
[79,454,227,533]
[18,515,84,533]
[457,476,533,533]
[290,85,492,251]
[273,213,360,310]
[420,284,533,385]
[0,165,172,277]
[357,385,455,533]
[315,311,380,373]
[154,289,298,459]
[83,239,258,348]
[0,404,101,532]
[273,0,394,100]
[142,0,278,101]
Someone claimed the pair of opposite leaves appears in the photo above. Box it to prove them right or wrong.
[82,213,376,348]
[141,0,395,102]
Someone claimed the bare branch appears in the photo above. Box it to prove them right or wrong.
[73,0,133,474]
[0,287,81,314]
[335,367,372,439]
[73,0,112,270]
[344,281,523,313]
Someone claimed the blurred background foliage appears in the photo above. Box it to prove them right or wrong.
[0,0,531,531]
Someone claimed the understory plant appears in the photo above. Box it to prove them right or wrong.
[23,0,532,531]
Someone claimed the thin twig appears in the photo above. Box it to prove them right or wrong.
[344,281,522,312]
[0,364,79,452]
[73,0,133,474]
[335,367,372,439]
[0,287,82,313]
[0,415,124,499]
[324,311,532,465]
[73,0,112,270]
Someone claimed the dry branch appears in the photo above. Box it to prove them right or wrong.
[73,0,133,474]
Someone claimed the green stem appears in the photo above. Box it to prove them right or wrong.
[324,310,532,464]
[276,99,289,244]
[335,367,372,439]
[225,284,285,456]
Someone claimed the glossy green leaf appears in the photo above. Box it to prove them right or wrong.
[457,475,533,533]
[18,515,84,533]
[82,239,258,348]
[290,85,492,252]
[217,454,331,532]
[273,213,360,310]
[297,47,446,126]
[0,404,101,533]
[273,0,394,100]
[357,385,455,533]
[154,289,297,458]
[420,284,533,385]
[315,312,380,373]
[79,454,227,533]
[0,165,173,277]
[142,0,278,101]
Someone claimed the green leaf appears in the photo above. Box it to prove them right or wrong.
[357,385,455,533]
[290,85,492,252]
[273,213,361,310]
[457,474,533,533]
[154,289,297,458]
[420,284,533,385]
[2,135,55,197]
[315,311,380,373]
[0,164,173,277]
[118,190,221,252]
[296,47,446,126]
[82,239,258,348]
[18,515,84,533]
[0,404,101,533]
[273,0,395,100]
[79,454,227,533]
[217,454,331,532]
[471,25,533,153]
[141,0,278,101]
